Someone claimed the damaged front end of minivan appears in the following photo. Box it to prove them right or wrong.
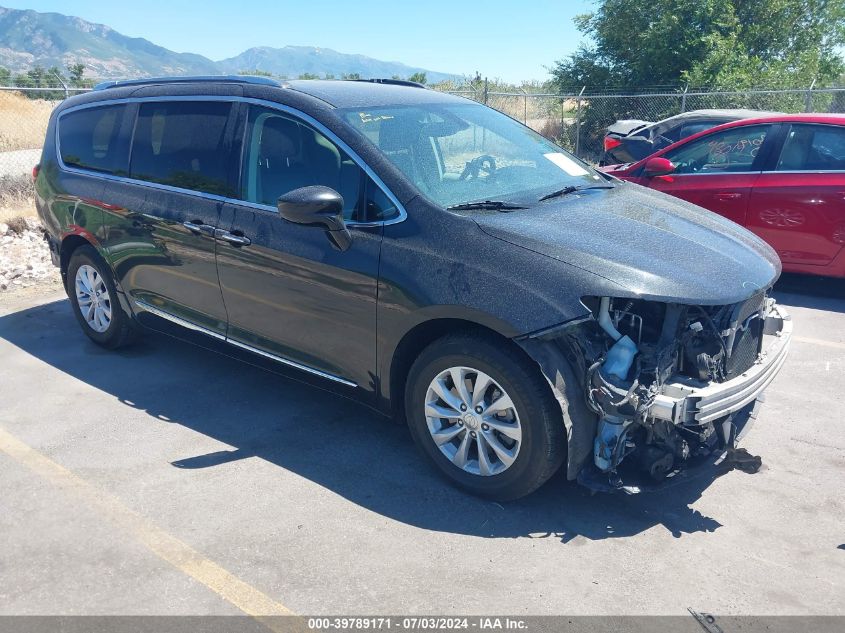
[518,292,792,493]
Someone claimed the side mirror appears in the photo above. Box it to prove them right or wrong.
[277,186,352,251]
[644,157,676,177]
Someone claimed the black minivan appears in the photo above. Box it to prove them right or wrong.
[36,76,791,499]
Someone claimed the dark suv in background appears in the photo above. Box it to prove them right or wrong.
[602,108,781,165]
[35,76,791,499]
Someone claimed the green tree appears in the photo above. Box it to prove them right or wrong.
[67,62,85,86]
[238,69,273,77]
[342,72,361,80]
[408,71,427,85]
[298,72,320,80]
[46,66,64,86]
[551,0,845,90]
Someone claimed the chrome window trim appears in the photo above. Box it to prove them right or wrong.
[57,164,232,203]
[134,298,357,387]
[764,169,845,175]
[55,95,408,226]
[655,170,764,177]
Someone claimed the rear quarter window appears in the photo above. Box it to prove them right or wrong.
[58,105,129,174]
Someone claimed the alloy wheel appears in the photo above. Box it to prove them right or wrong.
[424,366,522,476]
[75,264,112,333]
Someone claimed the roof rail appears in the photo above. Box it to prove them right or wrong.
[352,78,427,89]
[93,75,284,91]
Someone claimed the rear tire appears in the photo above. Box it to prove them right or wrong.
[67,245,137,349]
[405,332,565,500]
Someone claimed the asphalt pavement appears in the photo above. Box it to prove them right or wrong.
[0,274,843,616]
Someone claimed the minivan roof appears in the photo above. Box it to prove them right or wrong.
[91,75,468,109]
[287,79,467,108]
[93,75,284,91]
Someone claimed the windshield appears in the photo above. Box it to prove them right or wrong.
[339,102,606,208]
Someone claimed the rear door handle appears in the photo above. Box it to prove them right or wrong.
[183,221,216,235]
[715,192,742,200]
[214,229,251,247]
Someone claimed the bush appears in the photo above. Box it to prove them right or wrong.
[0,174,34,205]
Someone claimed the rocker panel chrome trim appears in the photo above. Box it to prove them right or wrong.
[133,299,357,387]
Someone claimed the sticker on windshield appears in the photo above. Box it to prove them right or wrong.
[358,112,394,124]
[543,152,589,176]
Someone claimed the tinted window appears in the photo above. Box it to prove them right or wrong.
[241,106,369,221]
[129,101,234,195]
[59,105,128,174]
[775,124,845,171]
[660,124,685,143]
[664,125,769,174]
[365,179,398,222]
[678,121,722,139]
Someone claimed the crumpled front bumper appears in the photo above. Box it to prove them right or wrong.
[648,301,792,425]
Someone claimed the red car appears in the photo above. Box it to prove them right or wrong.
[603,114,845,277]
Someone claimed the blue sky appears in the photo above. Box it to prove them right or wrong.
[4,0,592,82]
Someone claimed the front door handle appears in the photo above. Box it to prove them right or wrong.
[214,229,251,247]
[183,221,216,236]
[715,192,742,201]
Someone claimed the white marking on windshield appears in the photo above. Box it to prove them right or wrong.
[543,152,589,176]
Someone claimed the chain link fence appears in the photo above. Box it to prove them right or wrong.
[436,83,845,164]
[0,85,91,220]
[0,80,843,219]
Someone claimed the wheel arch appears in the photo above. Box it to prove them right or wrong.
[386,315,545,423]
[59,234,95,287]
[60,234,134,318]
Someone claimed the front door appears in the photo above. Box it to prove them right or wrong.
[644,124,776,226]
[216,105,395,390]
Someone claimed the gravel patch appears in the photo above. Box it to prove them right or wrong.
[0,217,62,297]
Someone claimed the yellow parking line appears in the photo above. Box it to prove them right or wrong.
[794,336,845,351]
[0,426,296,626]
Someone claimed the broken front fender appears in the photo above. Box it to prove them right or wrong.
[516,322,601,481]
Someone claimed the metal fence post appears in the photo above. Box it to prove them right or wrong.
[574,86,585,158]
[680,84,688,113]
[483,77,489,105]
[51,70,69,99]
[522,89,528,124]
[560,96,564,133]
[804,78,816,112]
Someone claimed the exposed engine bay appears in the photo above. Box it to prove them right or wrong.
[519,292,792,493]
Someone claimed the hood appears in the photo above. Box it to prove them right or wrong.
[472,182,781,305]
[599,163,632,175]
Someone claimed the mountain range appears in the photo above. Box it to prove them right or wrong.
[0,6,458,82]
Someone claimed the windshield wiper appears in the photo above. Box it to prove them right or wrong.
[446,200,526,211]
[538,184,615,202]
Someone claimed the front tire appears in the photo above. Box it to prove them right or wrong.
[67,245,137,349]
[405,333,565,500]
